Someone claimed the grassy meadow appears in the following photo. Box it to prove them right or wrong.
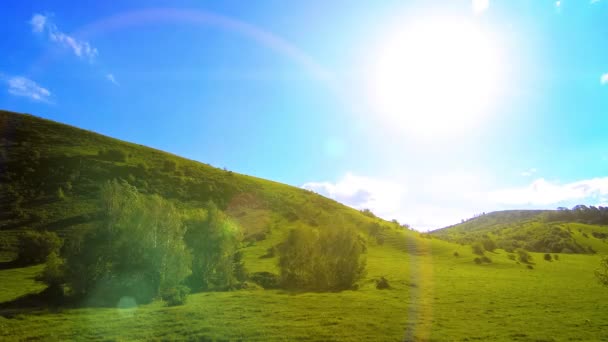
[2,232,608,341]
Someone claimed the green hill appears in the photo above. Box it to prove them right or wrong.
[1,110,608,341]
[430,209,608,254]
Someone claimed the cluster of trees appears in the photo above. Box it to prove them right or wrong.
[547,205,608,225]
[278,225,367,291]
[27,180,368,305]
[40,180,244,305]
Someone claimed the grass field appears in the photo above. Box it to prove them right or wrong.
[2,234,608,341]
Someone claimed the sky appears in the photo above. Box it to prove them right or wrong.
[1,0,608,230]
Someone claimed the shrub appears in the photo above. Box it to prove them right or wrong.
[527,265,534,270]
[544,253,552,261]
[161,285,191,306]
[17,231,63,264]
[516,249,532,264]
[472,242,485,256]
[376,276,390,290]
[278,226,367,291]
[554,254,559,260]
[250,272,280,289]
[453,251,459,257]
[482,238,497,252]
[507,254,516,261]
[595,256,608,287]
[474,257,482,264]
[481,256,492,263]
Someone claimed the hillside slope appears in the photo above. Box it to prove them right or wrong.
[430,210,608,254]
[0,110,417,260]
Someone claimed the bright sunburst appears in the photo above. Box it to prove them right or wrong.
[370,16,504,138]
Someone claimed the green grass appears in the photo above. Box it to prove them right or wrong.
[2,239,608,341]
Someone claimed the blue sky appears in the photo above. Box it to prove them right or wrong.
[1,0,608,230]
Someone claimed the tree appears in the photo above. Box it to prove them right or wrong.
[184,201,242,291]
[278,225,366,291]
[596,256,608,287]
[63,180,191,304]
[17,230,63,265]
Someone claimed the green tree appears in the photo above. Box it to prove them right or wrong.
[17,230,63,265]
[64,180,191,304]
[184,201,242,291]
[278,225,366,291]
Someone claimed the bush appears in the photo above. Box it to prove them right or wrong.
[39,251,64,283]
[376,276,390,289]
[161,285,191,306]
[481,256,492,263]
[278,226,367,291]
[595,256,608,287]
[516,249,532,264]
[17,231,63,264]
[474,257,482,264]
[472,242,485,256]
[527,265,534,270]
[453,251,459,257]
[250,272,280,289]
[482,238,497,252]
[507,254,516,261]
[554,254,559,260]
[544,253,552,261]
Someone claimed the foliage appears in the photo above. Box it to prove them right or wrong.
[471,242,485,256]
[161,285,191,306]
[249,272,280,289]
[278,226,366,291]
[544,253,552,261]
[63,180,192,304]
[184,201,242,291]
[17,231,63,265]
[516,249,532,264]
[596,257,608,287]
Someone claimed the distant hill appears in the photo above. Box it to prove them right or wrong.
[430,209,608,254]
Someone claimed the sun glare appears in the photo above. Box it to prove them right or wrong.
[370,16,504,139]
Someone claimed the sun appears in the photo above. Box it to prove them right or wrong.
[370,16,504,139]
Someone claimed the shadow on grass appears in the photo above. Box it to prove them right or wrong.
[0,287,69,318]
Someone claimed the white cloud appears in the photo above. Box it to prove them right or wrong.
[106,73,119,86]
[303,172,608,231]
[591,0,600,4]
[520,168,537,177]
[472,0,490,14]
[601,73,608,85]
[302,172,405,220]
[29,13,98,61]
[555,0,562,7]
[29,14,47,33]
[7,76,51,102]
[489,177,608,206]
